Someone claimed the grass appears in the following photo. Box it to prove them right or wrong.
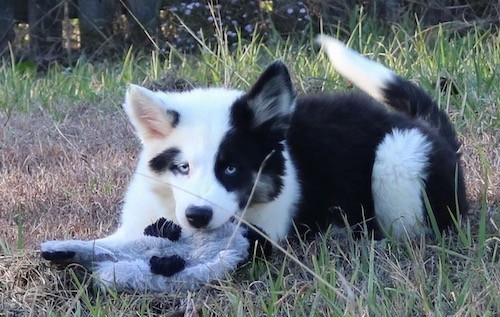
[0,15,499,316]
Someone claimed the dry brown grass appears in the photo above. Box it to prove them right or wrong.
[0,106,136,248]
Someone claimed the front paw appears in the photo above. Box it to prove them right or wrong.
[144,218,182,241]
[150,255,186,277]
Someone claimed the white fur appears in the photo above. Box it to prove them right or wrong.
[111,86,254,240]
[100,152,176,242]
[316,35,394,102]
[41,38,456,296]
[152,88,244,233]
[116,85,302,242]
[372,128,432,238]
[104,38,433,244]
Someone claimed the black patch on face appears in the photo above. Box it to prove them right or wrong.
[214,96,287,209]
[166,109,180,128]
[149,147,180,173]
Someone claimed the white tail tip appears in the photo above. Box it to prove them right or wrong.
[316,35,394,102]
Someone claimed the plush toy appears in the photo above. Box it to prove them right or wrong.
[40,218,270,292]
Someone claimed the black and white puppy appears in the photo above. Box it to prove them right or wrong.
[99,35,467,243]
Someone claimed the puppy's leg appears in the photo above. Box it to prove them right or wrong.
[372,128,432,238]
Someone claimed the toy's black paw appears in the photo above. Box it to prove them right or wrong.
[144,218,182,241]
[243,224,272,258]
[41,251,76,264]
[150,255,186,277]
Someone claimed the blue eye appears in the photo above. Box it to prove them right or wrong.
[176,163,190,175]
[225,165,237,175]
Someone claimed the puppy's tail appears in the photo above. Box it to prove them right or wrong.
[316,35,459,151]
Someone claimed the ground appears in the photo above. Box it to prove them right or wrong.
[0,96,498,316]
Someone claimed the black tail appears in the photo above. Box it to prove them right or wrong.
[318,35,468,225]
[383,77,461,152]
[317,35,460,152]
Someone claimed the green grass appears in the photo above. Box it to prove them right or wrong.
[1,21,497,129]
[0,15,498,317]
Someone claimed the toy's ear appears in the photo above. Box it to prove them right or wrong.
[124,84,180,142]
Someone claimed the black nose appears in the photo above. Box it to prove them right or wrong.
[185,205,213,228]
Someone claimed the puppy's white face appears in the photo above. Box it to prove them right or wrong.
[125,86,243,231]
[124,62,296,233]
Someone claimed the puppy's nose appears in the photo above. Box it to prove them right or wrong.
[185,205,213,228]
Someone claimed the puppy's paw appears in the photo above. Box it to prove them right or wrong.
[242,224,273,258]
[150,255,186,277]
[144,218,182,241]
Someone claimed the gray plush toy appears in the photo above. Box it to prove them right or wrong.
[41,218,270,292]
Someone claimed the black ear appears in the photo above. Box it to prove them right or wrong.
[246,61,296,130]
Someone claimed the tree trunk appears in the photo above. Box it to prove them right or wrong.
[78,0,116,53]
[0,0,15,56]
[126,0,161,48]
[28,0,64,64]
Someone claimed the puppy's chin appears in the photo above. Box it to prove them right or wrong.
[180,226,196,239]
[181,217,237,237]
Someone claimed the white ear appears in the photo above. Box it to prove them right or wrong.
[123,84,179,142]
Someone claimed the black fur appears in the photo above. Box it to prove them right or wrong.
[287,93,420,235]
[166,109,180,128]
[214,62,293,209]
[149,147,180,173]
[215,128,285,209]
[383,77,461,151]
[144,218,182,241]
[383,78,468,229]
[220,62,467,238]
[242,224,273,258]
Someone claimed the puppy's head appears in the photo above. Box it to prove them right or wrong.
[124,62,296,232]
